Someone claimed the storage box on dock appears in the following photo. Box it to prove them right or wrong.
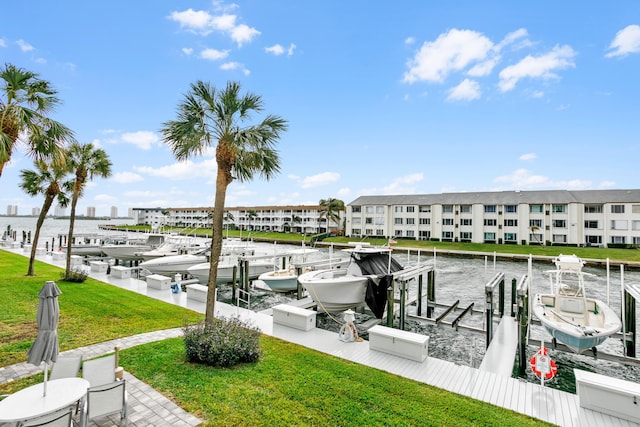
[111,266,131,279]
[272,304,316,331]
[52,251,65,261]
[368,325,429,362]
[146,274,171,290]
[70,255,83,267]
[186,284,208,302]
[90,261,109,273]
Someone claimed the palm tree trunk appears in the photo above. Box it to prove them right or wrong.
[205,168,230,323]
[65,191,80,277]
[27,196,54,276]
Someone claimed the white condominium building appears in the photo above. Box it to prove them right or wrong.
[346,189,640,248]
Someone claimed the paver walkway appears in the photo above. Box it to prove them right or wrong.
[0,328,202,427]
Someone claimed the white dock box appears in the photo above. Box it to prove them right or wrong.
[146,274,171,290]
[186,284,208,302]
[70,255,83,267]
[23,244,32,253]
[111,266,131,279]
[272,304,316,331]
[575,368,640,423]
[90,261,109,273]
[52,251,65,261]
[368,325,429,362]
[35,247,46,256]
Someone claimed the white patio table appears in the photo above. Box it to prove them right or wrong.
[0,377,89,425]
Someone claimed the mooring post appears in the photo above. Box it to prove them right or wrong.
[625,290,637,357]
[243,259,250,291]
[498,277,505,317]
[417,273,424,317]
[427,270,435,318]
[386,277,395,328]
[485,284,494,348]
[511,278,517,317]
[232,265,238,302]
[517,275,529,375]
[296,267,303,300]
[399,280,406,330]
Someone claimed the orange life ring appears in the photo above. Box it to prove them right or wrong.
[530,346,557,380]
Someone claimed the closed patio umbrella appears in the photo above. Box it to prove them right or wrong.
[27,280,61,396]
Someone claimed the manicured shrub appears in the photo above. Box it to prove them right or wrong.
[60,268,88,283]
[183,316,261,367]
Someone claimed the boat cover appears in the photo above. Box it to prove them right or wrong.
[365,275,392,319]
[353,252,403,319]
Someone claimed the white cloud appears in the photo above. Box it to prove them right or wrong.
[121,131,160,150]
[405,37,416,45]
[299,172,340,188]
[220,61,242,70]
[337,188,351,198]
[362,173,424,195]
[230,24,260,47]
[169,8,260,47]
[446,78,481,102]
[211,14,237,31]
[605,24,640,58]
[597,180,616,189]
[403,29,494,84]
[265,44,284,55]
[168,9,213,34]
[496,28,530,51]
[519,153,537,161]
[200,48,229,61]
[134,158,217,181]
[0,38,6,48]
[112,171,144,184]
[94,194,118,203]
[182,47,193,55]
[16,39,34,52]
[493,168,592,190]
[287,43,296,56]
[498,44,576,92]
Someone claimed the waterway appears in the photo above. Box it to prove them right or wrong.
[2,216,640,393]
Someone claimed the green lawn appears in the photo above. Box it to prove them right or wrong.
[0,250,549,426]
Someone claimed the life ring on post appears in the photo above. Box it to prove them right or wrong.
[530,346,557,380]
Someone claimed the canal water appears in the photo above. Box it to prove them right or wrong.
[3,216,639,393]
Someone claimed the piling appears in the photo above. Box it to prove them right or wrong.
[427,270,435,318]
[517,275,530,375]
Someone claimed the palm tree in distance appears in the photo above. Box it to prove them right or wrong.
[63,142,112,279]
[19,159,72,275]
[223,211,234,237]
[0,63,74,177]
[319,198,345,233]
[161,80,288,323]
[247,209,258,233]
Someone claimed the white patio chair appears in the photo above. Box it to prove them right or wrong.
[21,406,75,427]
[80,380,128,427]
[81,354,116,387]
[49,355,82,380]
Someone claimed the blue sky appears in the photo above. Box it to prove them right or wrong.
[2,1,640,216]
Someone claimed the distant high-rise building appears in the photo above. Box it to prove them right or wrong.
[110,206,118,218]
[54,205,66,217]
[32,207,41,216]
[87,206,96,217]
[128,208,134,218]
[6,205,18,216]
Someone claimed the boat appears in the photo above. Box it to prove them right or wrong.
[532,254,622,354]
[139,247,210,276]
[297,244,411,316]
[258,248,349,293]
[101,234,166,261]
[187,252,275,285]
[137,235,210,261]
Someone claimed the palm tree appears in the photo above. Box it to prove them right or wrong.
[0,63,74,177]
[223,211,234,237]
[247,209,258,232]
[63,142,112,278]
[19,159,72,275]
[161,80,287,322]
[319,198,345,232]
[291,214,302,233]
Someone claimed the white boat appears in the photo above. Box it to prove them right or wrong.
[101,234,166,261]
[188,252,275,284]
[258,248,349,293]
[139,248,210,276]
[532,254,622,354]
[297,245,408,315]
[137,235,210,261]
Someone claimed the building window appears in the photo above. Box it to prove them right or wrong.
[352,217,361,225]
[461,218,472,226]
[584,220,598,229]
[612,236,626,244]
[394,206,403,213]
[406,206,415,213]
[394,218,403,225]
[406,218,415,225]
[504,219,518,227]
[365,228,373,235]
[460,205,472,213]
[484,219,497,226]
[365,217,373,224]
[505,205,517,213]
[634,237,640,245]
[552,220,566,228]
[442,231,453,239]
[443,218,454,226]
[504,233,517,241]
[406,230,414,237]
[484,232,496,241]
[633,221,640,231]
[611,220,628,230]
[584,204,602,213]
[611,205,625,214]
[376,206,385,214]
[376,229,384,236]
[552,204,567,213]
[553,234,567,243]
[419,230,431,240]
[352,228,361,235]
[395,230,403,237]
[529,219,542,228]
[419,218,430,225]
[460,232,472,240]
[419,205,431,213]
[530,204,543,213]
[352,206,361,213]
[633,205,640,214]
[484,205,496,213]
[586,235,602,244]
[442,205,454,213]
[530,233,543,243]
[374,217,384,225]
[365,206,374,214]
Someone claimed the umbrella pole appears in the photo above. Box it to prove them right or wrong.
[43,362,48,396]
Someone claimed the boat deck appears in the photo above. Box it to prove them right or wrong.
[11,247,640,427]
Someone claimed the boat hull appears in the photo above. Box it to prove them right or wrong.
[139,254,208,275]
[297,269,369,312]
[187,261,273,284]
[258,269,299,292]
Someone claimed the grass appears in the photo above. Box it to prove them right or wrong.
[0,249,549,426]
